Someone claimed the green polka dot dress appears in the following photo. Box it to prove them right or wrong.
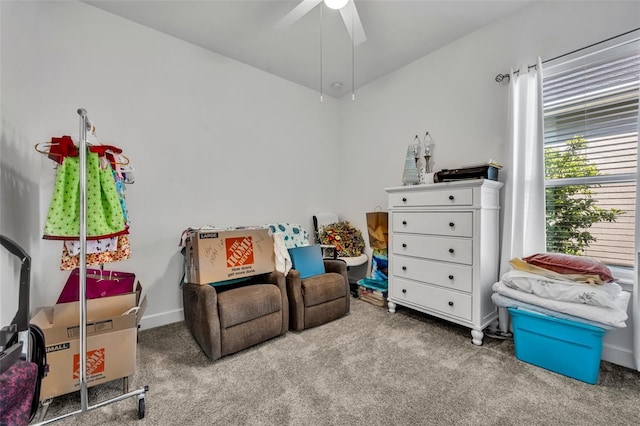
[43,151,127,240]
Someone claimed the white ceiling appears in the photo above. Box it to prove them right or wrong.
[84,0,537,98]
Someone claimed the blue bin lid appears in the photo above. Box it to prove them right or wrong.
[357,278,388,292]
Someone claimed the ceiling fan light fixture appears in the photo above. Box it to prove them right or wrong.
[324,0,349,10]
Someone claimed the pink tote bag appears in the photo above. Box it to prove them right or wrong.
[57,268,136,304]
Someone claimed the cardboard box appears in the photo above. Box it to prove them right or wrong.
[357,278,388,308]
[31,282,146,400]
[508,308,607,384]
[358,287,388,308]
[185,228,275,284]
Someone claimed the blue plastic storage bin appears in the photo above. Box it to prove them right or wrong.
[356,278,388,293]
[508,308,607,384]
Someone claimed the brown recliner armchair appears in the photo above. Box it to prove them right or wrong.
[286,259,350,331]
[182,271,289,361]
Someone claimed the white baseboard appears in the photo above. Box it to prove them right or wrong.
[602,342,637,371]
[139,308,184,330]
[600,285,637,371]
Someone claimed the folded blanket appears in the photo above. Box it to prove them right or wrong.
[500,269,622,309]
[491,293,614,330]
[509,258,604,285]
[492,281,630,328]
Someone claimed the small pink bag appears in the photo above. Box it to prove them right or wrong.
[57,268,136,304]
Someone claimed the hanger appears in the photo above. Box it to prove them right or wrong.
[34,141,56,156]
[36,131,131,167]
[112,152,130,166]
[34,141,56,153]
[34,136,79,164]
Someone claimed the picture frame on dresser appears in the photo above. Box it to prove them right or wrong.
[385,179,503,345]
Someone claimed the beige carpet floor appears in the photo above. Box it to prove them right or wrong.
[38,298,640,425]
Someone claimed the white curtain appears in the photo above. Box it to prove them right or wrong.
[499,58,547,277]
[497,59,546,333]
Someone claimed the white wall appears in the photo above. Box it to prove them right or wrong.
[0,1,339,329]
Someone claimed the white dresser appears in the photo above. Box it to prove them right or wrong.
[385,179,503,345]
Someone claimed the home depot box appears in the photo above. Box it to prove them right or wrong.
[30,282,146,400]
[185,228,275,284]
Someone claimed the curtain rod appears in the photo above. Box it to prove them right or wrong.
[494,27,640,83]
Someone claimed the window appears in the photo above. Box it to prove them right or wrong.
[542,37,639,268]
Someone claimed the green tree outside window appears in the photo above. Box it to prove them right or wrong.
[544,136,623,254]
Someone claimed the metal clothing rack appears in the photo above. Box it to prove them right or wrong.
[34,108,148,424]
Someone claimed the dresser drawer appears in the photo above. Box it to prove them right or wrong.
[392,256,472,293]
[391,278,472,321]
[392,234,473,265]
[389,187,473,207]
[393,212,472,237]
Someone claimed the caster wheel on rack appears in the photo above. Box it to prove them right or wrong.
[137,398,145,419]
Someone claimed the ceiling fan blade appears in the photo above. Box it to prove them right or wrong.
[274,0,323,31]
[339,0,367,46]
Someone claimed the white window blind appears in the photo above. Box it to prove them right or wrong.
[543,37,639,267]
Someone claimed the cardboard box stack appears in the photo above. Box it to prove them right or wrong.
[31,282,146,400]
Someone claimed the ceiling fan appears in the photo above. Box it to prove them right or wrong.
[275,0,367,46]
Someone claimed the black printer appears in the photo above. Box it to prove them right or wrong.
[434,164,499,183]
